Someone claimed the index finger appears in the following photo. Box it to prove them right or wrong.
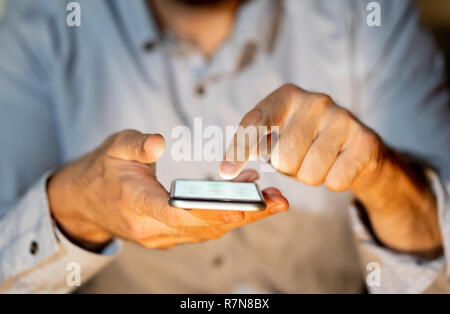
[219,84,299,179]
[221,188,289,230]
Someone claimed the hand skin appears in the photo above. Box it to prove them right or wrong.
[47,130,288,251]
[219,84,442,259]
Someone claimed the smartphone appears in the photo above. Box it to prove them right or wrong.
[169,179,266,211]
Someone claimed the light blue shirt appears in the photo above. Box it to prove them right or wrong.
[0,0,449,293]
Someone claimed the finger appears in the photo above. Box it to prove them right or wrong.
[231,169,259,182]
[219,112,266,180]
[143,184,287,229]
[262,187,282,196]
[296,123,347,186]
[107,130,165,164]
[219,84,300,179]
[141,232,228,249]
[262,189,289,213]
[189,188,287,229]
[188,209,245,224]
[324,146,363,192]
[141,188,289,248]
[271,110,315,175]
[223,191,289,231]
[137,217,233,249]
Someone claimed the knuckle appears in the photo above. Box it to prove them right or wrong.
[107,131,125,153]
[102,133,118,150]
[114,129,129,143]
[311,93,333,112]
[279,83,301,98]
[111,129,137,148]
[242,108,264,126]
[278,83,302,107]
[334,108,352,126]
[364,133,382,171]
[364,131,381,149]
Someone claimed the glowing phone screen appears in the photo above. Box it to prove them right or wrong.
[174,180,262,202]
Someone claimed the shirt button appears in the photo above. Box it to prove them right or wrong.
[195,83,206,96]
[212,255,224,268]
[143,41,157,52]
[29,241,39,255]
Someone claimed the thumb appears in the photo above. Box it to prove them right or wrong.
[107,130,165,164]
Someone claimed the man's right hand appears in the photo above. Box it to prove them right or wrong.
[47,130,288,251]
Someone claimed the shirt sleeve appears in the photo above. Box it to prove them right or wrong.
[350,0,450,293]
[0,172,122,293]
[350,170,450,293]
[0,0,120,293]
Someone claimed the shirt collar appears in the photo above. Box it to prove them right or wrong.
[116,0,282,55]
[113,0,159,51]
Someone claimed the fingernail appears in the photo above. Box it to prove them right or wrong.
[219,161,237,179]
[249,173,259,181]
[263,188,281,196]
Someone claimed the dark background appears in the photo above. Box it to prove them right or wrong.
[417,0,450,83]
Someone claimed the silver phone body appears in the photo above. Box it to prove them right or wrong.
[169,179,266,212]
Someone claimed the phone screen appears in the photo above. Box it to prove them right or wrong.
[173,180,263,202]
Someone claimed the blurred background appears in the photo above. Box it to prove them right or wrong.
[0,0,448,74]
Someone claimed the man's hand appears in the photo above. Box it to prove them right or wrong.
[48,130,288,251]
[219,84,384,192]
[220,84,442,257]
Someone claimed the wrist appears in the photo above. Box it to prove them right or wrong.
[47,170,113,252]
[351,147,442,255]
[351,148,397,212]
[350,144,395,209]
[54,218,113,253]
[352,147,435,215]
